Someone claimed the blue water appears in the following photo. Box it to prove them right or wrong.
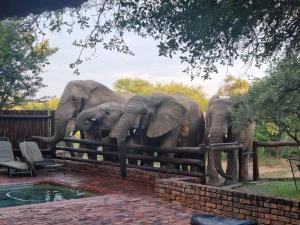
[0,183,97,208]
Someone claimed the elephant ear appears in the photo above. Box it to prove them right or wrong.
[147,100,186,138]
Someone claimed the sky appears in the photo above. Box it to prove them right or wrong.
[37,15,267,99]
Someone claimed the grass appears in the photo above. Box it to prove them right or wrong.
[237,180,300,200]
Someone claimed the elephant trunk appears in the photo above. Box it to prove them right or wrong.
[209,133,232,180]
[33,108,70,144]
[75,110,97,131]
[112,112,136,178]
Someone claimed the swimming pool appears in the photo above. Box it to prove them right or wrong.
[0,183,97,208]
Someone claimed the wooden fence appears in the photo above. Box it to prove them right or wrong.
[0,110,55,149]
[53,137,245,184]
[0,110,248,183]
[252,141,300,181]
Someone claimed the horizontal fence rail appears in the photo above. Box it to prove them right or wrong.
[252,141,300,181]
[62,137,243,152]
[0,115,52,119]
[54,138,246,184]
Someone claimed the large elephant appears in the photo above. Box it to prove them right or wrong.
[33,80,133,159]
[206,95,255,186]
[110,93,205,177]
[75,102,125,162]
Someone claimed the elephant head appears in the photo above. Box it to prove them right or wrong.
[110,94,187,177]
[34,80,125,144]
[75,102,124,136]
[206,95,239,185]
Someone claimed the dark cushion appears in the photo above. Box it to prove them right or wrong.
[190,214,257,225]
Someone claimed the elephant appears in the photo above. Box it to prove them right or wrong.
[110,93,205,177]
[33,80,133,160]
[75,102,125,162]
[206,95,255,186]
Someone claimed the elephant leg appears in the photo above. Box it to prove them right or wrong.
[72,131,84,159]
[140,137,154,167]
[85,132,98,160]
[224,149,238,185]
[103,146,118,162]
[127,137,139,165]
[65,141,76,157]
[141,151,153,167]
[159,129,179,170]
[181,155,188,171]
[207,150,219,186]
[189,152,204,173]
[102,137,118,162]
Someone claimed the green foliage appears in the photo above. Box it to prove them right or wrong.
[15,97,60,110]
[255,121,281,141]
[234,56,300,142]
[24,1,300,78]
[0,20,57,109]
[217,75,249,97]
[114,78,208,110]
[114,78,152,95]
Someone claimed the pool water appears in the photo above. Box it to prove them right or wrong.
[0,183,97,208]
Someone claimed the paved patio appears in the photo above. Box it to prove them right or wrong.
[0,170,199,224]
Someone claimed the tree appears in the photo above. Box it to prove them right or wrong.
[234,56,300,143]
[217,75,250,96]
[114,78,208,110]
[14,97,60,110]
[19,1,300,78]
[0,21,57,109]
[114,78,152,95]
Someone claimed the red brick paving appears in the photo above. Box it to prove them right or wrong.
[0,171,199,224]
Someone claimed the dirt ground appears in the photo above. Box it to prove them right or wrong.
[220,157,295,179]
[257,158,294,178]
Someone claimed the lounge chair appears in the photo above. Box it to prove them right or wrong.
[0,140,32,177]
[19,141,64,176]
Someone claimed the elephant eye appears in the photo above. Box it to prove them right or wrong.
[141,111,147,116]
[71,96,78,102]
[105,110,110,115]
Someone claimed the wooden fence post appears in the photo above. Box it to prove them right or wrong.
[199,145,206,185]
[238,146,245,182]
[253,141,259,181]
[49,110,56,158]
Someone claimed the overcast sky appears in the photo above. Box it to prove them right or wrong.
[37,17,267,99]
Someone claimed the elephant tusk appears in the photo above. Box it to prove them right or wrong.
[89,118,96,122]
[69,131,75,137]
[208,134,211,138]
[225,134,228,139]
[132,128,136,134]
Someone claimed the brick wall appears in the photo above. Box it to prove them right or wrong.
[58,160,300,225]
[60,160,173,186]
[155,177,300,225]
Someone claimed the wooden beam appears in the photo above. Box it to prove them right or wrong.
[253,141,259,181]
[238,147,245,182]
[0,115,52,119]
[55,156,206,178]
[254,141,299,147]
[56,146,204,166]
